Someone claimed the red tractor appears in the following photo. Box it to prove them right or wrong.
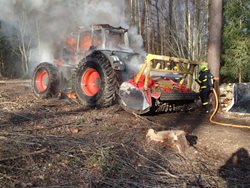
[32,24,202,115]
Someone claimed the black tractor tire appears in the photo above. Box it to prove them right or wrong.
[32,62,60,98]
[75,56,118,107]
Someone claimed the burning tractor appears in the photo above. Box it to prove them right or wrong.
[32,24,203,115]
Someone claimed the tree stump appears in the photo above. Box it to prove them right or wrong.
[146,128,189,153]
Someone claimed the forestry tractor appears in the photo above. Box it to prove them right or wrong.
[32,24,204,115]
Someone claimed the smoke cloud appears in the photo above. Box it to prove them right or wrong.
[0,0,132,74]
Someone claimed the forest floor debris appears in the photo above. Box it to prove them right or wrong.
[0,80,249,187]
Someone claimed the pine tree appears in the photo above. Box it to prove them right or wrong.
[221,0,250,83]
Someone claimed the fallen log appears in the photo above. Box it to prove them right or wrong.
[0,80,31,84]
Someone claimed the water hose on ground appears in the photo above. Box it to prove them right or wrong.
[209,88,250,129]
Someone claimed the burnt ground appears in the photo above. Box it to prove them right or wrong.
[0,80,249,188]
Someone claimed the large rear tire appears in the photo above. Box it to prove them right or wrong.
[75,56,118,107]
[32,62,60,98]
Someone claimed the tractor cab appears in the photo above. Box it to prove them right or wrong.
[50,24,131,96]
[90,24,129,50]
[61,24,130,66]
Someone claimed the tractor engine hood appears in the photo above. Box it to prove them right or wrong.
[98,50,146,80]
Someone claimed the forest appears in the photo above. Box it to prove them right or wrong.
[0,0,249,83]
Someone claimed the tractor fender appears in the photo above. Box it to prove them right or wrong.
[87,50,125,71]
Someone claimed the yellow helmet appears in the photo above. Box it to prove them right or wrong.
[200,64,208,71]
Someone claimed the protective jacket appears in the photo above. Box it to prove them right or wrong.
[196,69,213,113]
[196,70,211,91]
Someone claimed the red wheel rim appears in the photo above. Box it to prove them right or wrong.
[36,70,49,92]
[81,68,101,96]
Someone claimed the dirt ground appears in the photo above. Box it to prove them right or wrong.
[0,80,249,188]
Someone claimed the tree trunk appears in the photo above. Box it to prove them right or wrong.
[239,65,242,83]
[145,0,151,52]
[207,0,222,97]
[167,0,173,56]
[137,0,142,35]
[130,0,135,25]
[155,0,160,55]
[140,1,146,37]
[185,0,189,58]
[194,0,200,60]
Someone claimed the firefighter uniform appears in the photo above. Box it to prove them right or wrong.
[196,65,212,113]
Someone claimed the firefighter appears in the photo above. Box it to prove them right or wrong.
[195,64,214,113]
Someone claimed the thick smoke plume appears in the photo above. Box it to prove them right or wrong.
[0,0,138,73]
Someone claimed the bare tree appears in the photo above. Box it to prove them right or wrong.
[11,11,32,76]
[127,0,209,67]
[144,0,151,52]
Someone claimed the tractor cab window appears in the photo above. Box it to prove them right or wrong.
[92,29,103,49]
[105,30,127,50]
[79,32,92,51]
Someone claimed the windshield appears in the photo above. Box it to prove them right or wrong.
[105,30,129,50]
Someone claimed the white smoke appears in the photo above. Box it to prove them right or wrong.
[128,26,146,55]
[0,0,131,74]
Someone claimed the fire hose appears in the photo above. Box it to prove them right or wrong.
[209,88,250,129]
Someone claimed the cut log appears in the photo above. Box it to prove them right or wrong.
[0,80,31,84]
[146,128,189,153]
